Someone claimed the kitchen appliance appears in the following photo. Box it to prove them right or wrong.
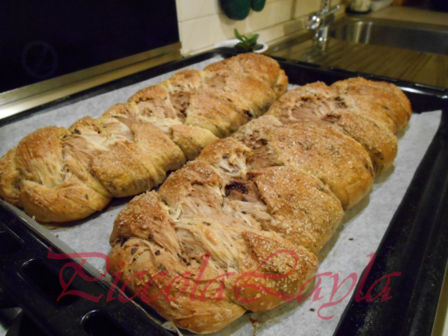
[0,0,181,121]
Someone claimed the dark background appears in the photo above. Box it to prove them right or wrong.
[0,0,179,92]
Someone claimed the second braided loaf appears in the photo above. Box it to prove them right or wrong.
[108,77,411,333]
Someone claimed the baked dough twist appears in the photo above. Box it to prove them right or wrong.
[0,54,288,223]
[108,77,411,333]
[267,80,411,174]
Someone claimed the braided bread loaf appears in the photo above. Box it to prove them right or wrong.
[0,54,288,223]
[108,78,411,333]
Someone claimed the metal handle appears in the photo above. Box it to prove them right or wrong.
[326,4,340,17]
[308,4,340,31]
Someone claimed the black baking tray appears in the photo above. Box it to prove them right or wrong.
[0,49,447,336]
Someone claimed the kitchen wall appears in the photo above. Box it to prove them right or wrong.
[175,0,344,55]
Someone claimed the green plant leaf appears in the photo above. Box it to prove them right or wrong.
[233,28,261,51]
[246,33,259,44]
[234,28,243,41]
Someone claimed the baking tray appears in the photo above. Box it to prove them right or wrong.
[0,49,447,336]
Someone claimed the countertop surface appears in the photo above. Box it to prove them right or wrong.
[268,6,448,89]
[369,6,448,25]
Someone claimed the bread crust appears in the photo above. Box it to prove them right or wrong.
[331,77,412,133]
[249,166,344,253]
[235,116,374,209]
[267,82,398,174]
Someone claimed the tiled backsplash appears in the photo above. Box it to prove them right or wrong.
[175,0,343,55]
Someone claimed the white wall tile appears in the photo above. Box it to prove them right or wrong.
[179,0,296,54]
[293,0,320,18]
[175,0,220,22]
[177,0,330,55]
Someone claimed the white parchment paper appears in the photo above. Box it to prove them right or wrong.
[0,56,442,335]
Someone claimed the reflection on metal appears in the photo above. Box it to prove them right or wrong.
[21,41,59,80]
[0,43,181,121]
[330,16,448,55]
[431,264,448,336]
[307,0,340,46]
[302,38,330,63]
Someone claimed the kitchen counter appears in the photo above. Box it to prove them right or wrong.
[268,6,448,89]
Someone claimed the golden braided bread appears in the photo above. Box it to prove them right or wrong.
[0,54,288,223]
[108,77,411,333]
